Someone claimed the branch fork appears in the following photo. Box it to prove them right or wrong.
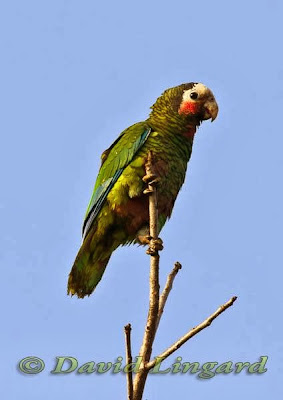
[123,152,237,400]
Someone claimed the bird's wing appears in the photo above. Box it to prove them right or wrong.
[82,123,151,239]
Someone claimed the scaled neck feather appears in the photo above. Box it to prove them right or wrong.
[147,86,199,140]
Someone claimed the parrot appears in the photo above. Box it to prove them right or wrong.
[68,82,218,298]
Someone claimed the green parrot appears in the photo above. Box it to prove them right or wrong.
[68,82,218,298]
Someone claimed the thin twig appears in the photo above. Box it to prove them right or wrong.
[124,324,133,400]
[156,262,182,331]
[146,296,238,371]
[133,151,160,400]
[147,261,183,356]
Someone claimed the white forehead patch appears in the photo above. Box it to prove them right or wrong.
[183,83,212,101]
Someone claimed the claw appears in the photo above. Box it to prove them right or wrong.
[146,238,163,255]
[143,188,154,194]
[153,238,163,251]
[142,173,157,184]
[143,178,161,194]
[151,177,161,185]
[146,247,157,256]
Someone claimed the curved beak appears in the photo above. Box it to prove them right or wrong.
[203,98,219,122]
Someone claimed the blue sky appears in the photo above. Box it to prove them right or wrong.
[1,0,282,398]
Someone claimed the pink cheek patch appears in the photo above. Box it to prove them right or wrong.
[178,101,199,115]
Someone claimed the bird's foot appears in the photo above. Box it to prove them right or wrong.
[142,173,160,183]
[146,238,164,255]
[142,172,156,183]
[137,234,164,254]
[143,177,161,194]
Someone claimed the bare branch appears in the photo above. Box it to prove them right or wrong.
[133,151,160,400]
[146,295,238,371]
[146,261,182,358]
[128,152,238,400]
[124,324,133,400]
[156,262,182,331]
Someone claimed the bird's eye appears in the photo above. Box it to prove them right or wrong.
[190,92,198,100]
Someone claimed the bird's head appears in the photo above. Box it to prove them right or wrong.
[149,82,218,136]
[177,82,218,122]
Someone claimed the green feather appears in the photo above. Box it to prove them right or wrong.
[82,123,151,239]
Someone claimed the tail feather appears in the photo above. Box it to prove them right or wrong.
[68,226,113,298]
[68,255,111,298]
